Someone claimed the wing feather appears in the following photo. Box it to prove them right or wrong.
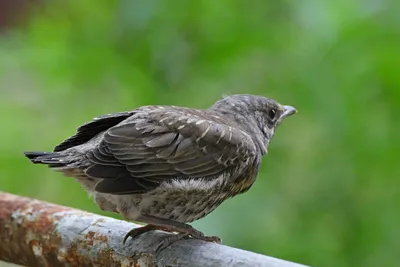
[54,111,134,152]
[89,108,257,194]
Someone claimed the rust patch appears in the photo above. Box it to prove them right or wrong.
[0,192,150,266]
[23,212,55,234]
[63,228,115,266]
[98,234,109,243]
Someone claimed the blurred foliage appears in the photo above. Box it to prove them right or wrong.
[1,0,400,266]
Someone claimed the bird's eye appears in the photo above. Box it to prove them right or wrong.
[268,109,276,120]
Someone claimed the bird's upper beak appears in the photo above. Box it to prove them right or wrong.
[280,105,297,120]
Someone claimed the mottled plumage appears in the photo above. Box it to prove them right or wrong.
[24,94,297,250]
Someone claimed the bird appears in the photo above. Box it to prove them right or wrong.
[24,94,297,251]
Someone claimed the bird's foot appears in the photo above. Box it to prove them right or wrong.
[155,233,190,253]
[123,223,221,253]
[123,224,172,244]
[186,228,222,244]
[154,229,221,254]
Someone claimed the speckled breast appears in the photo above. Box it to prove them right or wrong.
[138,162,259,223]
[139,186,230,223]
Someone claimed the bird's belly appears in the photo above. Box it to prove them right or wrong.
[139,188,229,223]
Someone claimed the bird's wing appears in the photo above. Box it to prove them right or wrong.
[54,111,134,152]
[86,108,257,194]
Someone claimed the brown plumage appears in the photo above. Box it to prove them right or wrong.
[24,94,297,251]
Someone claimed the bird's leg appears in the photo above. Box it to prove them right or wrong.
[124,214,221,251]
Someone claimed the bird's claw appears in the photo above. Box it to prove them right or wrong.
[201,235,222,244]
[187,229,222,244]
[154,233,221,254]
[123,224,222,253]
[123,224,171,244]
[123,229,140,244]
[155,233,190,254]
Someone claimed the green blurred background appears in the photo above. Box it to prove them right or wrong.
[1,0,399,266]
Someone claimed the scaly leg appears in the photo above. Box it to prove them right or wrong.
[123,214,221,252]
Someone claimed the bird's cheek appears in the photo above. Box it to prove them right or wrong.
[262,126,274,139]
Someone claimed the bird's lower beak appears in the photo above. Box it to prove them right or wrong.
[281,105,297,119]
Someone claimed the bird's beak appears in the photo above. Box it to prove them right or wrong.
[280,105,297,120]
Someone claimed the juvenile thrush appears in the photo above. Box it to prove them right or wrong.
[24,94,297,250]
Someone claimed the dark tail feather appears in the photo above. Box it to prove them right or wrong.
[24,151,70,168]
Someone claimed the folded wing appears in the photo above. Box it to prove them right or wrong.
[86,108,257,194]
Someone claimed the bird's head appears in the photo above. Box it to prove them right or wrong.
[211,94,297,153]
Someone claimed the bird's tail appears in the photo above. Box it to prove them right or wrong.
[24,151,71,168]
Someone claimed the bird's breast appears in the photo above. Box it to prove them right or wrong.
[225,158,260,196]
[139,183,230,223]
[226,175,256,196]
